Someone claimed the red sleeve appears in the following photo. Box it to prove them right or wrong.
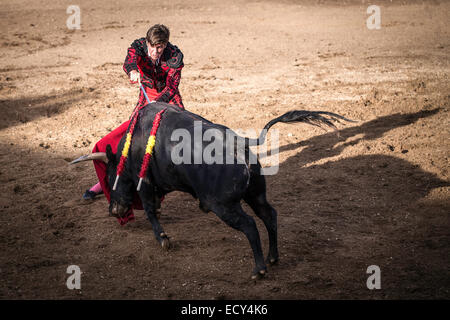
[153,66,182,103]
[123,47,139,75]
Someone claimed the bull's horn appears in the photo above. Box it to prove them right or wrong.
[69,152,108,164]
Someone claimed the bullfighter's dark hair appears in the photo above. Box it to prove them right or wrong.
[146,24,170,46]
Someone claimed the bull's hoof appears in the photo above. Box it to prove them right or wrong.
[251,269,267,280]
[161,237,170,251]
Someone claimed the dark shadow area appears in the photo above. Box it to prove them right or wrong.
[267,142,449,298]
[0,87,100,130]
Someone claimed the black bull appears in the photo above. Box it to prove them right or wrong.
[73,102,353,279]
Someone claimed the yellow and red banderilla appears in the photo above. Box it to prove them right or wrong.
[137,108,166,191]
[113,84,164,191]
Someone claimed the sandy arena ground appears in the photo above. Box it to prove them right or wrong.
[0,0,449,299]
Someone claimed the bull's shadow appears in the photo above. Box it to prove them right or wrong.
[264,108,440,168]
[266,151,449,298]
[257,108,449,298]
[0,88,100,130]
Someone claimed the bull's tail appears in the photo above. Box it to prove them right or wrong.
[246,110,356,146]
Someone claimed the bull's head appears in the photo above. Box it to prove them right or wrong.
[105,145,134,219]
[70,145,134,219]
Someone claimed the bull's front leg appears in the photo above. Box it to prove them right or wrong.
[154,193,162,220]
[139,187,170,250]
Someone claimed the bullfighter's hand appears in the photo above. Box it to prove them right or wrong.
[129,70,141,85]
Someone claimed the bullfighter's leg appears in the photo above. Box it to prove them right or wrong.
[212,203,267,279]
[244,168,279,265]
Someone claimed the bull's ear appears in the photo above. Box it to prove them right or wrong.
[106,144,115,163]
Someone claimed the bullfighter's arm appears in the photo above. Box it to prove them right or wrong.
[123,38,146,75]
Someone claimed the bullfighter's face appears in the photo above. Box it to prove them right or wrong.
[147,41,167,63]
[106,145,133,218]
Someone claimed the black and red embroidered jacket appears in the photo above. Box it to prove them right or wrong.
[123,38,184,107]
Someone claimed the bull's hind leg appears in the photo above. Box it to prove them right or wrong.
[211,203,267,279]
[244,171,279,265]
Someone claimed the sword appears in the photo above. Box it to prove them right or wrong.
[140,83,153,105]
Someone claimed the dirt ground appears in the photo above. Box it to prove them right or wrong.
[0,0,449,300]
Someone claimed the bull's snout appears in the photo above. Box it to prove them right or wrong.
[109,201,128,218]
